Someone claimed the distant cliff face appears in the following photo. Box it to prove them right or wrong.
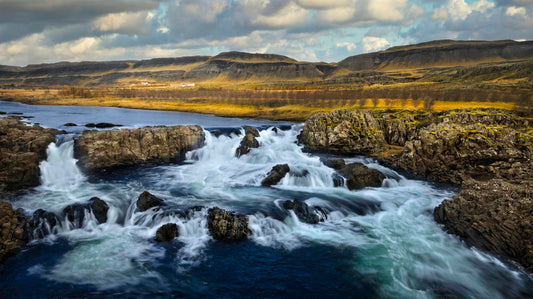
[338,40,533,71]
[0,40,532,86]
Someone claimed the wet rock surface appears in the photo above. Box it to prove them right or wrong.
[155,223,179,242]
[261,164,290,186]
[337,163,386,190]
[137,191,165,212]
[434,179,533,272]
[30,209,61,238]
[283,199,322,224]
[235,126,260,157]
[0,201,29,263]
[75,125,205,169]
[62,197,109,227]
[85,122,122,129]
[207,207,250,240]
[301,108,533,271]
[0,117,58,191]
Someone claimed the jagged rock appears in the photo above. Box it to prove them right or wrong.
[137,191,165,212]
[63,123,77,127]
[207,207,249,240]
[392,113,532,185]
[337,163,385,190]
[261,164,290,186]
[75,125,205,169]
[30,209,61,238]
[235,126,260,157]
[85,123,122,129]
[62,197,109,227]
[299,110,386,154]
[0,201,29,263]
[155,223,179,242]
[283,199,321,224]
[0,117,58,191]
[321,158,346,170]
[434,179,533,272]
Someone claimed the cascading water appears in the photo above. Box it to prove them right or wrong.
[2,125,532,298]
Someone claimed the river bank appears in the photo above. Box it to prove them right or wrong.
[1,105,532,297]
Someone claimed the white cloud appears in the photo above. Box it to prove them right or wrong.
[505,6,526,16]
[251,2,309,29]
[336,41,357,51]
[472,0,495,13]
[92,11,152,35]
[448,0,472,21]
[295,0,353,9]
[363,36,390,52]
[318,7,356,23]
[368,0,408,22]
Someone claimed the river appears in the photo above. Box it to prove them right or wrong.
[0,101,531,298]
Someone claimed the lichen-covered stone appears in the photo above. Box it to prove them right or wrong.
[75,125,205,169]
[0,201,29,263]
[207,207,249,240]
[0,117,58,191]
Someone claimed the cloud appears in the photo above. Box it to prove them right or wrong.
[363,36,390,52]
[92,11,154,35]
[336,42,357,51]
[505,6,526,16]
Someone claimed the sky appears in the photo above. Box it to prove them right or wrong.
[0,0,531,66]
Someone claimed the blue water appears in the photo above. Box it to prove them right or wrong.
[1,102,532,298]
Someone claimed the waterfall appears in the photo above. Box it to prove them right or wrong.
[7,125,531,298]
[39,137,86,191]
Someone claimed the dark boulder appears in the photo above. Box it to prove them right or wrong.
[283,199,322,224]
[207,207,250,240]
[63,123,77,127]
[30,209,61,238]
[85,123,122,129]
[63,197,109,227]
[155,223,179,242]
[235,126,260,157]
[434,179,533,272]
[0,201,30,263]
[136,191,165,212]
[321,158,346,170]
[337,163,385,190]
[261,164,290,186]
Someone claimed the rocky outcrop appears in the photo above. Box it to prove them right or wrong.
[434,179,533,272]
[136,191,165,212]
[283,199,326,224]
[337,163,386,190]
[299,110,385,155]
[75,125,205,169]
[207,207,250,240]
[392,112,532,185]
[301,108,533,271]
[0,117,58,191]
[63,197,109,227]
[261,164,290,186]
[155,223,179,242]
[236,126,260,157]
[0,201,29,263]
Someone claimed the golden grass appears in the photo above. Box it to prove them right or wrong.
[16,95,516,122]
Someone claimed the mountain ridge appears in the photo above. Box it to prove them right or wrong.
[0,39,531,86]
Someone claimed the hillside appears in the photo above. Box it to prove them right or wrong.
[0,40,532,86]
